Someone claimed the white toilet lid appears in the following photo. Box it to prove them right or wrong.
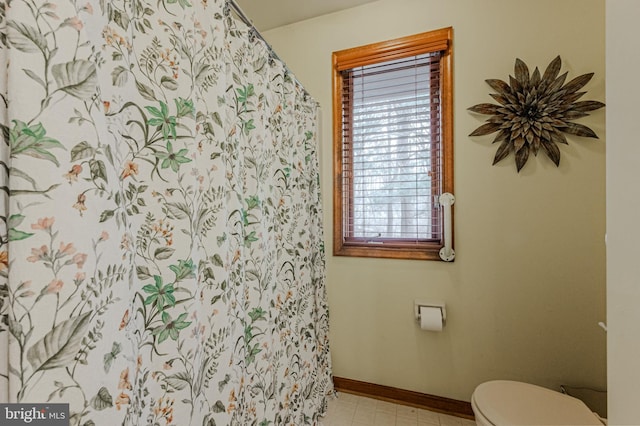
[472,380,603,426]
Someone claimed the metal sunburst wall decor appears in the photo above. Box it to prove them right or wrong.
[468,56,605,172]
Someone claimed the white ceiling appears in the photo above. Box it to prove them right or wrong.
[233,0,378,31]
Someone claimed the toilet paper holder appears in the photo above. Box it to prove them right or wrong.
[414,300,446,325]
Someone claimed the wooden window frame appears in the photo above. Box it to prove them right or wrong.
[332,27,454,260]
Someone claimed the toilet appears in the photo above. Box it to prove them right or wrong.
[471,380,604,426]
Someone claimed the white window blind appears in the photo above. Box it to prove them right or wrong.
[340,52,443,243]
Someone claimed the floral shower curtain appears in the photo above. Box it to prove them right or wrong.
[0,0,332,424]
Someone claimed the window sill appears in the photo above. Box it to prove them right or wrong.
[333,241,446,261]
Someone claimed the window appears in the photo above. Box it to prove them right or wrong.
[332,28,453,260]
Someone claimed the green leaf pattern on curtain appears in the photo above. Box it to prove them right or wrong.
[0,0,332,424]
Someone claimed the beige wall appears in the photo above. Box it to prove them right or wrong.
[606,1,640,423]
[265,0,606,402]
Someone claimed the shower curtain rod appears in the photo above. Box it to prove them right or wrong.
[226,0,313,100]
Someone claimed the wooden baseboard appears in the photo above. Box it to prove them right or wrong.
[332,376,475,420]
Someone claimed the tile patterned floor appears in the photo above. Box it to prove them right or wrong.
[320,392,477,426]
